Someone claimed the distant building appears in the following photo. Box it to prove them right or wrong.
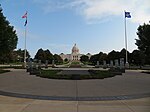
[60,44,91,61]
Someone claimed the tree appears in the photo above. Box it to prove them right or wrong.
[53,54,63,64]
[34,49,54,64]
[64,58,68,62]
[14,49,30,62]
[89,52,107,65]
[0,5,18,63]
[34,48,46,63]
[0,51,17,63]
[80,55,89,62]
[89,54,99,65]
[44,49,53,64]
[98,52,107,64]
[130,50,145,66]
[107,50,120,63]
[136,23,150,64]
[119,48,130,63]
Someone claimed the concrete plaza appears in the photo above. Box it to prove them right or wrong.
[0,69,150,112]
[0,95,150,112]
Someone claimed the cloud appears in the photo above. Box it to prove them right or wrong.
[33,0,150,24]
[76,0,150,24]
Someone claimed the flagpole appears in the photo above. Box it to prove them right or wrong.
[24,23,27,68]
[124,11,129,68]
[22,11,28,68]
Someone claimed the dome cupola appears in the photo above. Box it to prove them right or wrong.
[72,44,79,54]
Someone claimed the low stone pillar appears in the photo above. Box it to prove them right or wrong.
[120,58,125,68]
[125,62,130,69]
[95,61,100,68]
[103,60,107,69]
[52,60,55,67]
[45,60,48,68]
[27,58,32,72]
[38,60,41,69]
[115,59,119,68]
[120,58,125,73]
[110,60,113,68]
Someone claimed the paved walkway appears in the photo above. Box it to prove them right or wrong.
[0,69,150,100]
[0,69,150,111]
[0,95,150,112]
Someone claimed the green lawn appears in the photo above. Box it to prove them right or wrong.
[69,61,81,68]
[71,61,80,65]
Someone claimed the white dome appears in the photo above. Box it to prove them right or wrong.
[72,44,79,54]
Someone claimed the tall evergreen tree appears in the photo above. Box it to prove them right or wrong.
[0,5,18,63]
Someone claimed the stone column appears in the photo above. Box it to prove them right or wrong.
[120,58,125,73]
[115,59,119,68]
[103,60,107,68]
[27,58,32,72]
[110,60,113,68]
[96,61,99,67]
[38,60,41,69]
[45,60,48,68]
[120,58,125,69]
[52,60,55,67]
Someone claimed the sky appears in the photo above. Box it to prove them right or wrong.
[1,0,150,58]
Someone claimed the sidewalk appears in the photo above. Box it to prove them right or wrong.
[0,70,150,99]
[0,69,150,112]
[0,95,150,112]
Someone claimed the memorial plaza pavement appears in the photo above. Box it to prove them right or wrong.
[0,68,150,112]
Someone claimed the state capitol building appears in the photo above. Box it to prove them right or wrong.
[60,44,91,61]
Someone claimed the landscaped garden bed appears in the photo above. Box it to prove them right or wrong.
[0,69,10,74]
[0,65,25,69]
[36,69,122,80]
[69,61,81,68]
[141,70,150,74]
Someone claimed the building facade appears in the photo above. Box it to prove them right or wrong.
[60,44,91,61]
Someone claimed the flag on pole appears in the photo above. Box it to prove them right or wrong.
[22,12,27,18]
[24,19,27,26]
[125,11,131,18]
[22,12,27,26]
